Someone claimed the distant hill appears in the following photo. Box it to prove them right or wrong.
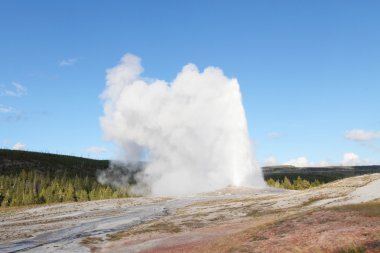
[262,165,380,182]
[0,149,109,179]
[0,149,134,207]
[1,149,380,184]
[2,149,379,208]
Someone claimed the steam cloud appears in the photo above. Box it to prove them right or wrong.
[100,54,264,195]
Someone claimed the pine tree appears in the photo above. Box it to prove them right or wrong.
[1,191,11,207]
[77,190,88,202]
[301,179,311,189]
[293,176,304,190]
[266,178,276,186]
[104,186,113,199]
[274,179,281,188]
[282,177,293,189]
[89,188,98,201]
[64,183,76,202]
[311,179,321,187]
[22,192,34,206]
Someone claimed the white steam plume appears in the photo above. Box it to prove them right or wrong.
[100,54,264,195]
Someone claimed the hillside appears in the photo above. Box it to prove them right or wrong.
[262,164,380,182]
[2,149,380,183]
[0,149,128,208]
[0,149,108,179]
[1,149,380,208]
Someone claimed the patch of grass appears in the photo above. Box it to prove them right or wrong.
[365,240,380,250]
[106,231,128,241]
[107,221,181,241]
[266,209,313,228]
[80,236,104,253]
[245,207,282,217]
[0,205,30,213]
[208,215,225,222]
[301,195,328,207]
[334,244,367,253]
[332,200,380,217]
[145,221,182,233]
[81,236,104,245]
[250,235,268,241]
[190,212,209,218]
[180,219,204,229]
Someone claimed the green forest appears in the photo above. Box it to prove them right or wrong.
[0,170,321,208]
[266,176,322,190]
[2,149,379,208]
[0,169,129,207]
[0,149,129,208]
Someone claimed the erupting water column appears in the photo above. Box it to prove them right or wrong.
[100,54,265,195]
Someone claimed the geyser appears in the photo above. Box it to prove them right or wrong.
[100,54,264,195]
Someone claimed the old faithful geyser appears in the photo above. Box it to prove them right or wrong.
[100,54,264,195]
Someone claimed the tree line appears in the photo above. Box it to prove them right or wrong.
[0,169,128,208]
[266,176,323,190]
[0,169,325,208]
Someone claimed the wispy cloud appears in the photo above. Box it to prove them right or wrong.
[345,129,380,141]
[1,82,27,97]
[341,152,372,166]
[263,156,278,166]
[59,58,78,66]
[284,152,370,167]
[263,153,370,167]
[12,142,27,151]
[283,156,310,167]
[267,132,282,140]
[0,104,25,121]
[0,104,15,113]
[85,146,107,155]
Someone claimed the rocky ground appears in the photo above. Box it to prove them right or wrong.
[1,174,380,253]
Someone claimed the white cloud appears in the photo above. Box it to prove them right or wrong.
[1,82,27,97]
[264,153,373,168]
[281,157,333,167]
[0,104,15,113]
[283,156,309,167]
[263,156,278,166]
[59,58,78,66]
[314,160,333,167]
[86,146,107,155]
[12,143,26,151]
[341,152,360,166]
[267,132,282,139]
[345,129,380,141]
[340,152,371,166]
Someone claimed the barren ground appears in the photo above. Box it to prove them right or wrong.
[1,174,380,253]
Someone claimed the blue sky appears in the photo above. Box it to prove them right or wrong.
[1,1,379,166]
